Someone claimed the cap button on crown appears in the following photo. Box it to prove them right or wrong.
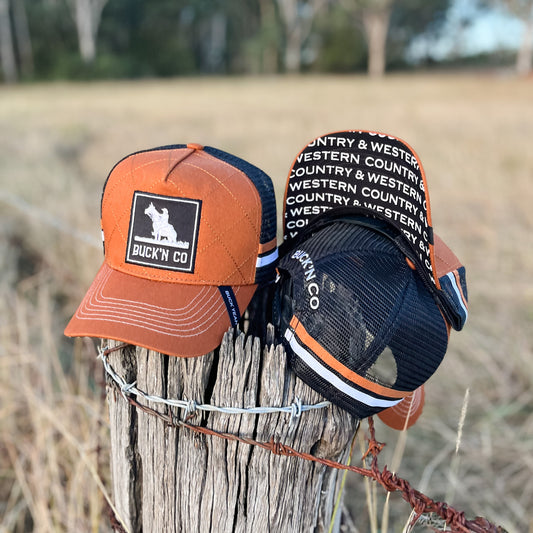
[187,143,204,151]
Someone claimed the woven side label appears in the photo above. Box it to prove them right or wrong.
[219,286,241,327]
[126,191,201,273]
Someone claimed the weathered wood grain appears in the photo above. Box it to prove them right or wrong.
[106,326,358,533]
[106,341,141,533]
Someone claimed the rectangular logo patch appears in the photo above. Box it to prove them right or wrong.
[126,191,201,273]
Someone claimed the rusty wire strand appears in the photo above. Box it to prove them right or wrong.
[103,345,506,533]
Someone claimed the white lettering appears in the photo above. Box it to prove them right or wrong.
[369,140,419,170]
[173,251,188,263]
[364,156,418,184]
[308,136,356,148]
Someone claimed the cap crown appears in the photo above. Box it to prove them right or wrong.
[101,144,277,287]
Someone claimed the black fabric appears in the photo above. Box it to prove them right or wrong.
[437,266,469,331]
[218,286,241,327]
[282,208,466,334]
[278,222,448,419]
[204,146,277,247]
[284,131,433,284]
[281,130,470,332]
[288,353,388,419]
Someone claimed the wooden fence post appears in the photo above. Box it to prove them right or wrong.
[104,323,359,533]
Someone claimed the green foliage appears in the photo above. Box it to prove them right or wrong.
[242,13,282,74]
[96,0,201,77]
[26,1,78,79]
[310,5,367,73]
[11,0,454,80]
[388,0,452,68]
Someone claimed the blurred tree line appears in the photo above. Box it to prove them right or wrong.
[0,0,530,83]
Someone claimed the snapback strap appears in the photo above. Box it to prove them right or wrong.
[433,234,468,331]
[437,267,468,330]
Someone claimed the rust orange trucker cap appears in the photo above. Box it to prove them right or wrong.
[65,144,278,357]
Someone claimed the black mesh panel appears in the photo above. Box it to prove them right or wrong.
[279,221,448,418]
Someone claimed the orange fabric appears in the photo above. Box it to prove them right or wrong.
[102,147,261,286]
[186,143,204,150]
[405,257,417,270]
[65,145,270,357]
[433,233,463,278]
[258,237,277,254]
[64,263,257,357]
[290,316,412,400]
[377,385,425,430]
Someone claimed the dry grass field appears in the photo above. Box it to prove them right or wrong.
[0,73,532,532]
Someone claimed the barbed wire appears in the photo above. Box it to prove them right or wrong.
[99,344,331,426]
[0,190,101,248]
[102,344,507,533]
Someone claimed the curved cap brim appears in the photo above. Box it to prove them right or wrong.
[377,385,425,430]
[64,263,257,357]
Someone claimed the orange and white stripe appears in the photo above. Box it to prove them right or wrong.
[284,316,409,410]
